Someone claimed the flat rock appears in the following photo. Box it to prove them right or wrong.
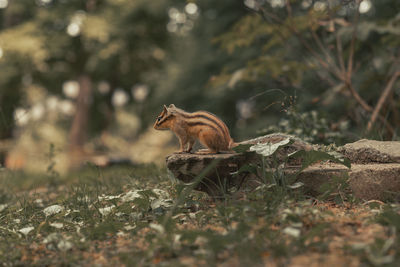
[339,139,400,163]
[297,163,400,201]
[349,163,400,201]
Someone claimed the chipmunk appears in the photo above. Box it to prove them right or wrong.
[154,104,237,154]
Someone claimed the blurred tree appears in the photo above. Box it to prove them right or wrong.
[213,0,400,141]
[150,0,248,135]
[0,1,37,164]
[0,0,170,167]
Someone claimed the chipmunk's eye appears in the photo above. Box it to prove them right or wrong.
[156,116,162,121]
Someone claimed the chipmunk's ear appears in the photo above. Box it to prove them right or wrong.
[168,104,176,109]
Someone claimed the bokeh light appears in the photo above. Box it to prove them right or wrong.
[359,0,372,13]
[62,81,80,99]
[167,6,197,34]
[36,0,52,5]
[46,96,59,111]
[314,1,327,12]
[14,108,30,127]
[268,0,285,8]
[67,23,80,36]
[244,0,256,9]
[131,84,149,102]
[301,0,312,9]
[66,11,86,37]
[98,81,111,94]
[112,89,129,107]
[59,100,75,116]
[0,0,8,9]
[184,3,198,15]
[31,104,45,121]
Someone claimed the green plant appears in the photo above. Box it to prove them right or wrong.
[259,107,352,145]
[234,137,351,199]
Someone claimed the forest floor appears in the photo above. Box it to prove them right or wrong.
[0,164,399,266]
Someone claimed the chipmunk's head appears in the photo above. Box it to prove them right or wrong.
[153,104,177,130]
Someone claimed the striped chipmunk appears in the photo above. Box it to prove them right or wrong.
[154,104,237,154]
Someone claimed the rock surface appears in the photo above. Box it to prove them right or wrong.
[297,163,400,201]
[166,134,400,201]
[349,163,400,201]
[339,139,400,163]
[166,152,255,197]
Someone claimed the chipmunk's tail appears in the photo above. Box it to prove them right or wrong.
[229,139,239,150]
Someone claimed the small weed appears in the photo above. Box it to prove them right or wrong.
[46,143,60,186]
[234,137,351,202]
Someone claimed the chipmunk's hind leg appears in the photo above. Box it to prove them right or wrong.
[196,130,221,154]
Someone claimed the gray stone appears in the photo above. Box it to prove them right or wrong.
[339,139,400,163]
[296,163,400,201]
[349,163,400,201]
[294,163,349,196]
[166,152,257,197]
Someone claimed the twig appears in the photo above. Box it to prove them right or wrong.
[326,1,346,75]
[346,0,361,81]
[310,29,342,76]
[335,31,346,75]
[362,199,385,206]
[344,80,372,112]
[285,0,293,18]
[389,94,400,131]
[367,71,400,132]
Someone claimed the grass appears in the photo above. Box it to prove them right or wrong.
[0,163,400,266]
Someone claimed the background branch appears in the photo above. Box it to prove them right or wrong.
[367,71,400,132]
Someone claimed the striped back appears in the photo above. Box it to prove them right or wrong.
[172,107,231,145]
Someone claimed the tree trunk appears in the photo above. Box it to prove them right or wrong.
[0,89,20,166]
[68,74,92,169]
[0,2,18,166]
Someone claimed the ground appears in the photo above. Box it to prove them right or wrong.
[0,164,399,266]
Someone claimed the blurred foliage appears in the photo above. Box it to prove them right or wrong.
[259,107,351,144]
[0,0,173,167]
[1,0,400,169]
[0,0,170,136]
[149,0,247,129]
[212,0,400,141]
